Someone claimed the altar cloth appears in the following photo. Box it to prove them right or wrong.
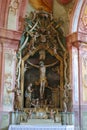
[9,125,74,130]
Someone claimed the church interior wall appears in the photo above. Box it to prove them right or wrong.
[0,0,87,130]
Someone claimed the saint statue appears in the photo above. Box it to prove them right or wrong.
[25,83,33,107]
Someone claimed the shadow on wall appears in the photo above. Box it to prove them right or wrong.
[1,127,8,130]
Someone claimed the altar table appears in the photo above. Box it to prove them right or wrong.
[9,125,74,130]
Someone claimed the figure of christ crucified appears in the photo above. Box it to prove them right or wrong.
[39,61,46,99]
[27,60,58,99]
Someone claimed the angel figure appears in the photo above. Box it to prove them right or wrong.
[27,60,58,99]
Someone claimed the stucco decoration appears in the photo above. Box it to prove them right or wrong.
[79,4,87,33]
[3,50,16,111]
[7,0,21,30]
[82,6,87,28]
[9,0,20,15]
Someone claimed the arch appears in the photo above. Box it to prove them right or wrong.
[70,0,83,33]
[67,1,87,129]
[78,1,87,34]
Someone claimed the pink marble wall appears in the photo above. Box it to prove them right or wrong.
[0,1,27,127]
[0,0,10,27]
[0,28,21,111]
[67,31,87,129]
[0,0,87,129]
[0,44,2,106]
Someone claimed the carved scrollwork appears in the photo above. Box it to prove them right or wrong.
[15,10,70,111]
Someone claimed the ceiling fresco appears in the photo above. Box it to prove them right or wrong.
[7,0,75,35]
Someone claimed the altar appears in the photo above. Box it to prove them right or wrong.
[8,11,74,130]
[9,125,74,130]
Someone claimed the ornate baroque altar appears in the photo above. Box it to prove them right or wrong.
[11,10,72,124]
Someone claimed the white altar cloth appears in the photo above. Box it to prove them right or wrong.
[9,125,74,130]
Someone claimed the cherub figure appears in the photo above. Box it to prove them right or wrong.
[50,109,56,120]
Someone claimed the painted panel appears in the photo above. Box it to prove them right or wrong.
[79,3,87,34]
